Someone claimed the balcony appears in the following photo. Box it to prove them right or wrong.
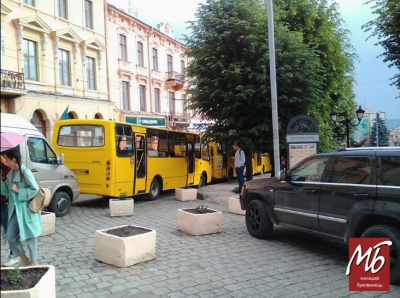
[168,112,190,129]
[166,71,184,90]
[1,69,27,98]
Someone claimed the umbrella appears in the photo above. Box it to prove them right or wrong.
[1,132,28,152]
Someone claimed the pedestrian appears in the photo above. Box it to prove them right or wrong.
[1,155,20,266]
[232,143,246,194]
[0,149,41,267]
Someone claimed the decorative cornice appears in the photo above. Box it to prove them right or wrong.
[13,15,52,34]
[51,27,83,43]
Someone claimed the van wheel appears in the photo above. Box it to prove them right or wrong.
[148,178,161,201]
[49,191,71,217]
[228,168,233,181]
[198,174,206,188]
[361,225,400,284]
[245,200,273,239]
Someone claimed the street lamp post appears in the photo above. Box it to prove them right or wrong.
[329,106,365,148]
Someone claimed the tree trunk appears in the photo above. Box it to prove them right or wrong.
[245,152,253,181]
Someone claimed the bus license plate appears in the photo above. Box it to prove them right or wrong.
[72,169,88,175]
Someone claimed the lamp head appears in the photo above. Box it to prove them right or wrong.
[329,110,338,123]
[356,106,365,122]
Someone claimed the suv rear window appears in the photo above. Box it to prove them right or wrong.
[380,156,400,187]
[329,157,371,185]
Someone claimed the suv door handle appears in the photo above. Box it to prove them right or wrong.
[304,189,317,194]
[354,193,370,198]
[31,169,38,173]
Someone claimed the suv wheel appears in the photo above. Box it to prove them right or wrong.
[361,225,400,284]
[245,200,273,239]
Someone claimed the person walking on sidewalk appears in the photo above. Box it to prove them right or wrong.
[232,144,246,194]
[1,149,41,267]
[1,155,20,267]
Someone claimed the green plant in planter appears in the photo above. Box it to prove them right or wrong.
[195,205,208,213]
[183,185,189,189]
[9,267,22,283]
[118,191,128,200]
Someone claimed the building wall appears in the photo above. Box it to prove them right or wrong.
[1,0,111,142]
[107,5,190,127]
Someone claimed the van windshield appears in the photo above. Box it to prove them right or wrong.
[57,125,105,147]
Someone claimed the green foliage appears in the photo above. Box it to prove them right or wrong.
[184,0,357,157]
[370,115,389,146]
[9,267,22,283]
[362,0,400,93]
[195,205,209,213]
[118,192,127,200]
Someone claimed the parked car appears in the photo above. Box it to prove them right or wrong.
[1,113,80,216]
[240,147,400,284]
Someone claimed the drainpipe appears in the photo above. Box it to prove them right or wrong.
[104,0,112,120]
[147,28,153,113]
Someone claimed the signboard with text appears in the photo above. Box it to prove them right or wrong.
[126,116,166,127]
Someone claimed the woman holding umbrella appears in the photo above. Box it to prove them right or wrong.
[1,145,42,266]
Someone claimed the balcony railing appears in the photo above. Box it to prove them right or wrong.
[166,71,184,82]
[168,112,190,122]
[1,69,25,90]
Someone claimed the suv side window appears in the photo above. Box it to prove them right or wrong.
[380,156,400,186]
[290,157,329,182]
[329,157,371,185]
[28,137,57,164]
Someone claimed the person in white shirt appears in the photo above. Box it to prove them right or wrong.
[231,144,246,194]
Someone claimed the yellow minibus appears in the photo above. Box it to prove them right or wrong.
[52,120,211,199]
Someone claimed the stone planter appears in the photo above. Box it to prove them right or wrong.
[228,197,245,215]
[177,208,222,236]
[95,225,156,268]
[0,265,56,298]
[40,211,55,237]
[109,198,134,216]
[175,188,197,201]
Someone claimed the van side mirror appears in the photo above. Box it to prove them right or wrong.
[58,153,65,165]
[279,171,289,181]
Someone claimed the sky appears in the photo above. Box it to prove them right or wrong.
[110,0,400,119]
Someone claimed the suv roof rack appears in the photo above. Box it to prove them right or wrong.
[339,147,400,151]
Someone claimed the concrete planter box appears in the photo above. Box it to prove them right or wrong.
[1,265,56,298]
[40,211,56,236]
[175,188,197,201]
[95,225,156,268]
[228,197,245,215]
[109,198,134,216]
[177,208,222,236]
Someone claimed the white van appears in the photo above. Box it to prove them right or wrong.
[1,113,79,217]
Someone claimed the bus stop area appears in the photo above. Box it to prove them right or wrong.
[2,175,399,298]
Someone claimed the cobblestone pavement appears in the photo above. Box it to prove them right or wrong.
[1,175,399,298]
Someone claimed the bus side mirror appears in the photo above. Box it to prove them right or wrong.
[58,153,65,165]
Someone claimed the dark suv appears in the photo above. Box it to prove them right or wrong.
[240,147,400,284]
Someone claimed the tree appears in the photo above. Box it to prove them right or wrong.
[184,0,322,178]
[362,0,400,93]
[370,114,389,146]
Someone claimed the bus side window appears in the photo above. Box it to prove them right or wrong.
[157,131,168,157]
[115,125,133,157]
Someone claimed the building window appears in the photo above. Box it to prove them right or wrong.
[169,91,174,114]
[23,39,37,81]
[137,42,144,66]
[181,60,185,73]
[139,85,146,111]
[30,111,46,137]
[84,0,93,29]
[122,81,130,110]
[86,56,96,90]
[152,48,158,70]
[58,0,67,19]
[23,0,35,6]
[58,49,70,86]
[182,94,187,113]
[119,34,127,61]
[167,54,173,73]
[154,88,160,113]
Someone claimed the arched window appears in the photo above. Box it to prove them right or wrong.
[94,113,103,119]
[30,110,46,137]
[67,112,77,119]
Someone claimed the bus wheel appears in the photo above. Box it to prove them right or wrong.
[228,168,233,181]
[198,174,206,188]
[148,178,161,201]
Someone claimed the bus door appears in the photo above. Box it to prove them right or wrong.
[134,133,147,194]
[187,140,195,185]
